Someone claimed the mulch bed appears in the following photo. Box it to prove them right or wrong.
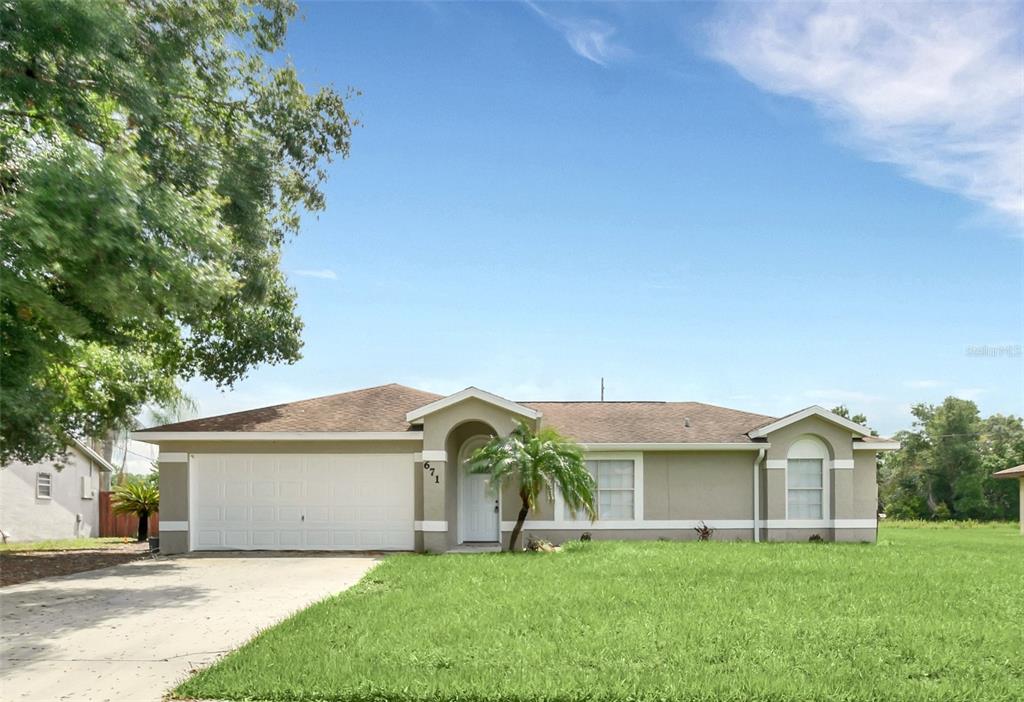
[0,542,151,587]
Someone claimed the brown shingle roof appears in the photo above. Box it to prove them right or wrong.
[143,383,776,443]
[525,401,774,443]
[145,384,441,433]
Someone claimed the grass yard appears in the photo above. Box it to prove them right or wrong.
[176,523,1023,702]
[0,536,129,552]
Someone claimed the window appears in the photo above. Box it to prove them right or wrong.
[36,472,52,499]
[565,459,635,521]
[787,458,823,519]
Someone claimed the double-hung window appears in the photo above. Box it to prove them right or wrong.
[564,459,635,521]
[36,472,53,499]
[787,458,823,519]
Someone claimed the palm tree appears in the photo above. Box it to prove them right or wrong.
[468,421,596,552]
[111,479,160,541]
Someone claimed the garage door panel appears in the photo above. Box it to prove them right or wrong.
[191,453,414,551]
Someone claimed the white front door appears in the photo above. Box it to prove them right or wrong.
[460,437,499,542]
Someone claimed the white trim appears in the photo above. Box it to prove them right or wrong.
[853,441,900,451]
[35,471,53,500]
[761,519,876,529]
[502,519,756,530]
[158,452,189,463]
[414,520,448,532]
[832,459,855,470]
[404,386,541,423]
[132,431,423,442]
[421,450,447,462]
[553,451,644,526]
[766,459,787,470]
[578,442,769,451]
[160,521,188,532]
[70,439,116,473]
[748,405,874,439]
[498,518,877,531]
[187,454,195,551]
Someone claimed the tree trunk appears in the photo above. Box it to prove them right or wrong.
[507,494,530,552]
[137,512,149,542]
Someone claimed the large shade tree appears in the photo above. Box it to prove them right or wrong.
[1,0,354,464]
[468,421,596,552]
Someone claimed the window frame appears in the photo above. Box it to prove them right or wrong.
[554,451,644,525]
[36,471,53,500]
[785,436,830,521]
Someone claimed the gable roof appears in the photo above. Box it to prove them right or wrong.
[405,387,541,423]
[524,401,774,444]
[139,384,441,434]
[134,383,890,447]
[746,405,875,439]
[993,464,1024,479]
[70,439,115,472]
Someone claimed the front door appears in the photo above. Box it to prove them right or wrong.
[460,437,499,542]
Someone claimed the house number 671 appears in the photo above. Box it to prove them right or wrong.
[423,461,439,484]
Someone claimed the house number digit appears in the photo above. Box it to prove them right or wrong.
[423,461,430,470]
[434,475,439,484]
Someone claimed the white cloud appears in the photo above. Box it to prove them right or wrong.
[290,268,338,280]
[708,2,1024,223]
[904,379,943,389]
[526,1,628,66]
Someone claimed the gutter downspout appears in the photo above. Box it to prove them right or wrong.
[753,448,766,543]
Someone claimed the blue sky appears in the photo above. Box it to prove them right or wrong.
[175,1,1022,442]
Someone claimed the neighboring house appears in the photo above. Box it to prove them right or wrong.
[992,464,1023,534]
[132,383,900,554]
[0,440,114,543]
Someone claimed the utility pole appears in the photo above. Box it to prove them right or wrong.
[600,377,605,402]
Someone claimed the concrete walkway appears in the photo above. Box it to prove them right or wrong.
[0,553,379,701]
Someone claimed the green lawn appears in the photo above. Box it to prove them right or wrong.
[176,523,1023,702]
[0,536,129,552]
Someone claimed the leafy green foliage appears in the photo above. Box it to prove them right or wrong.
[175,524,1024,702]
[110,478,159,518]
[467,421,595,551]
[1,0,354,463]
[880,398,1023,520]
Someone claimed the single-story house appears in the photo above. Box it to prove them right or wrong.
[132,383,900,554]
[992,464,1024,534]
[0,440,114,543]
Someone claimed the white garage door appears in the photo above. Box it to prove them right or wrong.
[189,453,414,551]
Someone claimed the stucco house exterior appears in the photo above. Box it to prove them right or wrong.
[0,440,113,543]
[132,384,899,554]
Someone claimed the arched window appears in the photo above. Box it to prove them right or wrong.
[787,436,829,519]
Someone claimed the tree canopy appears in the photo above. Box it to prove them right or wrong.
[879,398,1023,520]
[1,0,354,463]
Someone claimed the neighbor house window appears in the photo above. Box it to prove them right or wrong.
[36,472,52,499]
[565,459,635,520]
[787,459,823,518]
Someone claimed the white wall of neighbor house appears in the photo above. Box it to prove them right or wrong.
[0,448,102,542]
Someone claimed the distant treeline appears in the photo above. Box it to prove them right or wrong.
[869,398,1022,521]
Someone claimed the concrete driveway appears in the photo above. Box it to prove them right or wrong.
[0,553,379,701]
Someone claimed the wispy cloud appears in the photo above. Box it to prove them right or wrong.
[290,268,338,280]
[707,2,1024,224]
[526,1,628,66]
[904,379,943,389]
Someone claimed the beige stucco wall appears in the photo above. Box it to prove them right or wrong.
[644,451,754,520]
[852,452,880,518]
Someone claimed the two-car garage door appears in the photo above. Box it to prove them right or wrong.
[190,453,414,551]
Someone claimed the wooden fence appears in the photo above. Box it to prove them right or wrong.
[98,491,159,538]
